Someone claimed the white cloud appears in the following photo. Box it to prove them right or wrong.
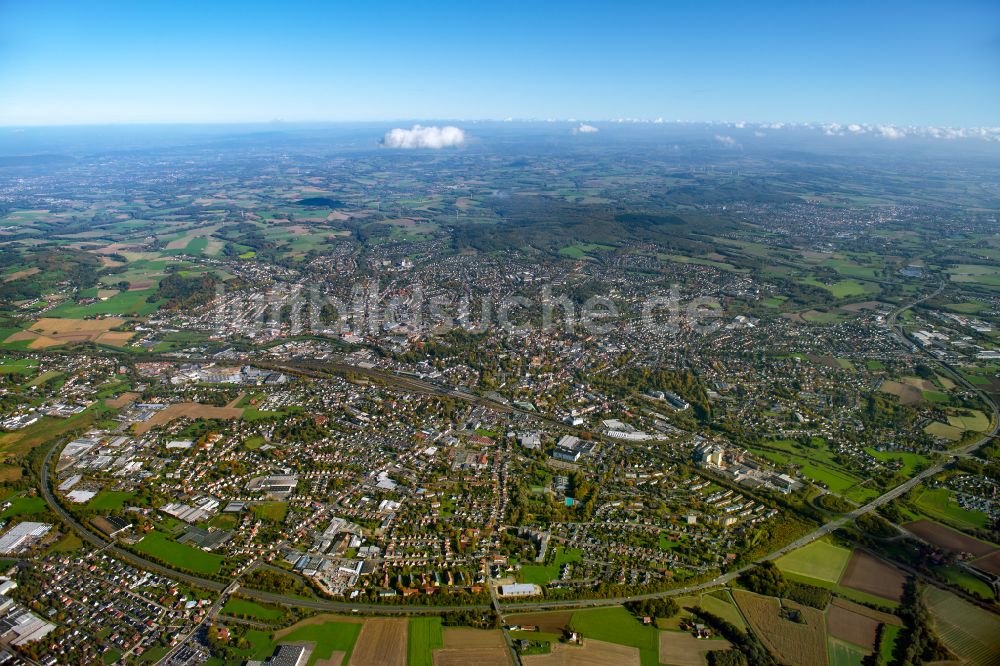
[381,125,466,149]
[877,125,907,140]
[847,123,863,133]
[572,123,599,134]
[714,134,740,148]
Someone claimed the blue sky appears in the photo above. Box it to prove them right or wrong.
[0,0,997,127]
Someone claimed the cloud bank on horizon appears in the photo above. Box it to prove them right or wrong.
[381,125,466,149]
[572,123,599,134]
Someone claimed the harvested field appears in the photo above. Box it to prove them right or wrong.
[3,267,39,282]
[315,651,345,666]
[433,627,510,666]
[879,380,922,405]
[6,317,133,349]
[505,611,571,634]
[971,550,1000,576]
[733,590,827,666]
[133,402,244,435]
[658,631,731,666]
[903,520,997,557]
[902,376,937,391]
[838,550,906,602]
[521,640,639,666]
[924,586,1000,666]
[826,600,880,650]
[274,614,362,638]
[349,618,407,666]
[106,392,139,409]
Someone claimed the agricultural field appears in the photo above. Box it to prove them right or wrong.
[923,586,1000,666]
[568,606,660,666]
[658,631,731,666]
[947,409,990,432]
[432,627,511,666]
[825,598,898,651]
[268,615,363,666]
[43,289,159,318]
[131,402,244,434]
[827,637,867,666]
[902,519,997,557]
[774,539,852,583]
[521,639,639,666]
[732,590,828,666]
[349,618,407,666]
[837,550,905,603]
[923,420,965,441]
[132,530,224,575]
[504,612,572,635]
[878,380,923,405]
[407,617,444,666]
[4,317,134,349]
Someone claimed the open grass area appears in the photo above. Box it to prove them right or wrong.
[947,409,990,432]
[252,501,288,523]
[569,606,660,666]
[878,624,901,665]
[912,487,990,530]
[86,491,136,511]
[408,616,444,666]
[0,358,38,375]
[132,530,224,575]
[519,546,582,585]
[774,539,853,583]
[44,289,159,317]
[938,565,996,600]
[0,407,100,459]
[1,495,47,519]
[864,448,929,476]
[221,597,285,622]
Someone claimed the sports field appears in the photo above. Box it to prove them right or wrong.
[774,539,852,583]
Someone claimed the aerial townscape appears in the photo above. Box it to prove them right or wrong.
[0,2,998,666]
